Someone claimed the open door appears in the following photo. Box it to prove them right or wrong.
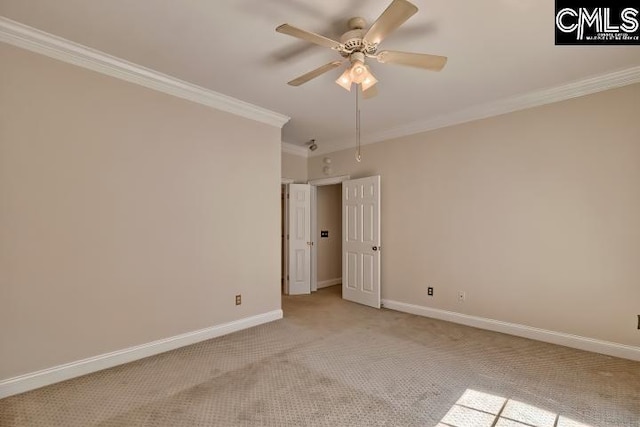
[287,184,311,295]
[342,176,381,308]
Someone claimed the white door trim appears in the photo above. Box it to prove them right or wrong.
[308,175,350,186]
[310,185,318,292]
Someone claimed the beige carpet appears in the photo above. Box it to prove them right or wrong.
[1,285,638,426]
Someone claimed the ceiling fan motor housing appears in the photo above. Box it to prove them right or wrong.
[339,18,378,56]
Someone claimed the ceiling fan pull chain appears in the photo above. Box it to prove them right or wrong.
[355,85,362,162]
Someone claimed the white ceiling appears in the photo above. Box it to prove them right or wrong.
[2,0,640,154]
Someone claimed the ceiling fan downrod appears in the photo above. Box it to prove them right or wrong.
[355,86,361,162]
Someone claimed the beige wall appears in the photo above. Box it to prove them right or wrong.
[281,152,307,182]
[0,44,282,380]
[316,185,342,284]
[309,84,640,347]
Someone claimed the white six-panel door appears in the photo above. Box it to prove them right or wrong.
[288,184,311,295]
[342,176,381,308]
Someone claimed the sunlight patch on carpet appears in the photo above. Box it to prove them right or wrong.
[438,389,593,427]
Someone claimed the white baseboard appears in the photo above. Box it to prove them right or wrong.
[0,309,283,399]
[317,278,341,289]
[381,300,640,362]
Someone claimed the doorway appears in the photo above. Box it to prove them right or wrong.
[281,176,350,295]
[314,184,342,291]
[309,175,351,294]
[281,174,381,308]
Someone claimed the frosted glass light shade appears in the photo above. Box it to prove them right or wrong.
[336,68,353,91]
[361,68,378,92]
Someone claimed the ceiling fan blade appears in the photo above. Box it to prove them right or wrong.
[363,0,418,46]
[276,24,343,50]
[363,85,378,99]
[376,50,448,71]
[288,61,344,86]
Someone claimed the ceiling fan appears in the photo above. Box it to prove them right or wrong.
[276,0,448,95]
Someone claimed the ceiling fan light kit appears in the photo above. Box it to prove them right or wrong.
[335,52,379,92]
[276,0,448,160]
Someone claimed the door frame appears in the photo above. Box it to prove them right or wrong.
[280,180,295,294]
[308,175,350,292]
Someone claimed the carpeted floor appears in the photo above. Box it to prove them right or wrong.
[0,285,638,426]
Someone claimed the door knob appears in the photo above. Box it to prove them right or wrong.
[372,246,378,251]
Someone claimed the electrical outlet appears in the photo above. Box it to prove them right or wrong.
[235,294,242,306]
[457,291,466,302]
[427,287,434,296]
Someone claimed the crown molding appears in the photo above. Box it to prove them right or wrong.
[3,17,637,150]
[0,17,290,128]
[311,65,640,156]
[281,142,309,157]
